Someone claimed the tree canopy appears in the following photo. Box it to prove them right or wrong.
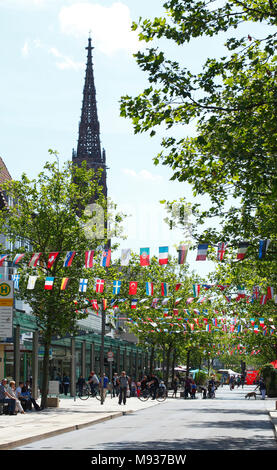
[120,0,277,243]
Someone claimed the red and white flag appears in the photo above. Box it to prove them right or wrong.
[29,253,42,267]
[85,250,94,268]
[217,242,227,261]
[95,279,105,293]
[47,252,59,268]
[129,282,138,295]
[267,286,274,299]
[260,294,267,305]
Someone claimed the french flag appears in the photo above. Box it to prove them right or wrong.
[44,277,54,290]
[196,243,208,261]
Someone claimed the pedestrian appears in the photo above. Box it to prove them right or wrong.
[190,380,197,399]
[112,373,119,397]
[184,377,191,399]
[99,373,109,399]
[62,375,70,396]
[130,379,137,397]
[258,378,267,400]
[229,375,235,390]
[172,376,179,398]
[117,371,129,405]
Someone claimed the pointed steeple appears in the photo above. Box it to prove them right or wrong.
[73,37,107,198]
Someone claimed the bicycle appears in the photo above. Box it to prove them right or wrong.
[138,386,167,402]
[78,383,101,401]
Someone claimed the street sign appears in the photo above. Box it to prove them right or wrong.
[107,357,114,362]
[107,351,113,358]
[0,281,13,337]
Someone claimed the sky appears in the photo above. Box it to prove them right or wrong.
[0,0,266,278]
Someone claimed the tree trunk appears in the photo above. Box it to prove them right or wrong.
[149,346,155,375]
[171,348,177,384]
[186,349,191,379]
[40,340,50,409]
[165,346,172,387]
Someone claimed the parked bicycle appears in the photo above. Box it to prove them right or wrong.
[138,385,167,402]
[78,383,101,401]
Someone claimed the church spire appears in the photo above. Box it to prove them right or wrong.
[73,37,107,198]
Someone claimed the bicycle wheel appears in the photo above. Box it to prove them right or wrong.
[138,389,150,402]
[156,389,167,402]
[78,384,90,400]
[95,389,101,401]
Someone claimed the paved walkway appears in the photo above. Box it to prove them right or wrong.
[1,386,276,450]
[0,395,159,449]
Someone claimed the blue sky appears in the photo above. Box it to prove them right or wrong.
[1,0,266,277]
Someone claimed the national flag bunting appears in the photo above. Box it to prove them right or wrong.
[140,248,150,266]
[267,286,274,299]
[129,282,138,295]
[196,243,208,261]
[120,249,131,266]
[85,250,94,268]
[159,246,169,265]
[146,282,153,296]
[47,252,59,268]
[259,239,270,259]
[63,251,76,267]
[0,255,8,266]
[217,242,227,261]
[237,242,249,260]
[27,275,37,290]
[260,294,267,305]
[60,277,69,290]
[177,245,188,264]
[79,278,88,293]
[95,279,105,293]
[91,300,99,311]
[102,299,107,310]
[113,280,121,295]
[192,284,201,297]
[13,253,25,265]
[161,282,168,296]
[131,299,138,309]
[29,253,42,267]
[44,277,54,290]
[12,274,20,289]
[101,249,111,267]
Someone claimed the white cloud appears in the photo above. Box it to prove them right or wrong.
[122,168,163,183]
[21,40,83,70]
[59,2,144,55]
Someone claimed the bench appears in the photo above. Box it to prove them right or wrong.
[0,402,9,415]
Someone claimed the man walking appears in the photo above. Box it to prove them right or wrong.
[117,371,129,405]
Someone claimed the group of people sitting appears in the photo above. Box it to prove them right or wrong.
[0,378,41,415]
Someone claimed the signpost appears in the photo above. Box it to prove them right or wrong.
[0,281,13,337]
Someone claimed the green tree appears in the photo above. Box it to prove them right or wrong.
[120,0,277,243]
[0,155,123,408]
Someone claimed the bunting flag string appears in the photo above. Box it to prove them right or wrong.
[0,238,275,272]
